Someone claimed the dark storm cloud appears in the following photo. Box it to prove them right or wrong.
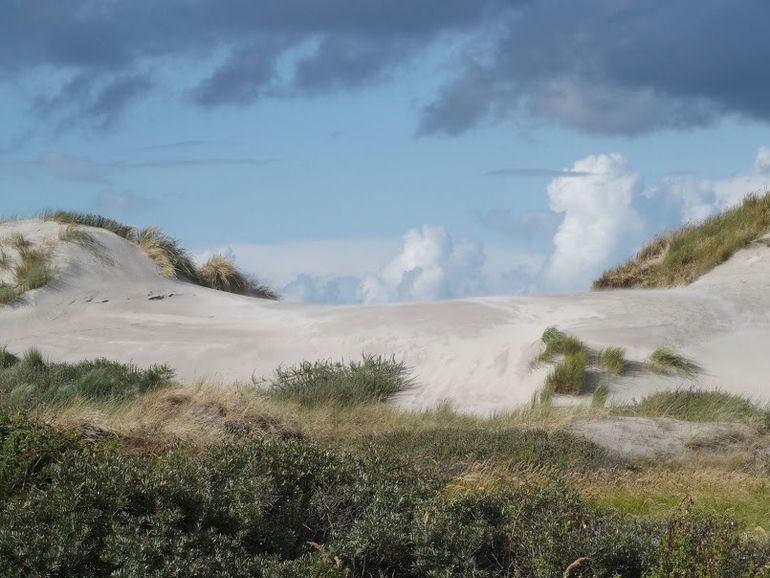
[420,0,770,135]
[3,0,770,134]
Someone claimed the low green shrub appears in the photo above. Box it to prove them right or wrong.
[266,355,411,407]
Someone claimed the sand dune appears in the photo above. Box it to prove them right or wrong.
[2,219,769,414]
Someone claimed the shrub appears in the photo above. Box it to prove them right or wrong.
[598,346,626,375]
[43,210,136,240]
[198,254,278,299]
[137,226,199,281]
[648,346,700,377]
[545,350,588,395]
[266,355,411,407]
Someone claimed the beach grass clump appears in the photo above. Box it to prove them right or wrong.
[137,226,198,281]
[0,348,174,408]
[594,191,770,288]
[266,354,411,407]
[0,285,18,305]
[648,346,700,377]
[591,379,610,408]
[597,346,626,375]
[197,254,278,299]
[13,243,54,293]
[544,350,588,395]
[538,326,587,364]
[43,210,136,241]
[625,389,770,429]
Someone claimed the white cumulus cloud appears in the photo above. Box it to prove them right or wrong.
[543,153,644,290]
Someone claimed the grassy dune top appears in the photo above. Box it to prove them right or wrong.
[594,191,770,289]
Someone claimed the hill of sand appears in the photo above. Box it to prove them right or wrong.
[2,219,770,415]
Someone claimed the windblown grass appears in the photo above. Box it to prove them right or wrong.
[597,346,626,375]
[594,191,770,288]
[544,350,588,395]
[198,254,278,299]
[591,379,610,408]
[0,285,18,305]
[264,354,412,407]
[536,326,587,365]
[137,226,198,280]
[648,346,700,377]
[13,245,54,292]
[0,347,174,409]
[623,389,770,429]
[43,210,136,240]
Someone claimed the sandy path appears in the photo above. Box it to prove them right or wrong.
[2,220,770,414]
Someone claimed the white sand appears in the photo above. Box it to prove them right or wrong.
[2,220,770,415]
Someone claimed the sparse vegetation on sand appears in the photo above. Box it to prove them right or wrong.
[137,225,199,280]
[264,354,411,406]
[2,352,770,576]
[0,233,55,302]
[37,211,279,298]
[648,346,700,377]
[198,254,278,299]
[597,346,626,375]
[545,349,588,395]
[594,191,770,288]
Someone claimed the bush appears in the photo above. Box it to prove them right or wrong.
[266,355,412,407]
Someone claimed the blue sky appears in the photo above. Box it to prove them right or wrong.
[3,1,770,302]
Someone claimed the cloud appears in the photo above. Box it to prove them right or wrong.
[652,147,770,222]
[479,208,560,245]
[543,153,644,290]
[419,1,770,136]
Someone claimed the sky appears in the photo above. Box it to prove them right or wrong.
[2,0,770,303]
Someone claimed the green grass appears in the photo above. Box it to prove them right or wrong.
[43,210,136,240]
[13,245,54,292]
[648,346,700,377]
[623,389,770,429]
[0,348,174,408]
[536,326,587,365]
[544,350,588,395]
[265,354,412,407]
[594,191,770,288]
[597,346,626,375]
[0,249,10,270]
[591,379,610,408]
[0,285,18,305]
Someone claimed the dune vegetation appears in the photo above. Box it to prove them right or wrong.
[594,191,770,289]
[9,210,278,304]
[0,232,55,304]
[2,347,770,576]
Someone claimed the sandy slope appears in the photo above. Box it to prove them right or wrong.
[2,220,770,414]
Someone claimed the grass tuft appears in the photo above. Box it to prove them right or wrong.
[537,326,587,364]
[198,254,278,299]
[624,389,770,429]
[544,350,588,395]
[591,379,610,408]
[13,245,54,292]
[0,347,19,369]
[0,284,18,305]
[648,346,700,377]
[43,210,136,240]
[597,346,626,375]
[137,226,198,281]
[594,191,770,288]
[265,354,411,407]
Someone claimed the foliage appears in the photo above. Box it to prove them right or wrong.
[597,346,626,375]
[266,355,412,407]
[594,191,770,288]
[648,346,700,377]
[545,349,588,395]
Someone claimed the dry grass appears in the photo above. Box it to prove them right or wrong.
[43,210,136,240]
[594,191,770,288]
[198,254,278,299]
[137,226,198,280]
